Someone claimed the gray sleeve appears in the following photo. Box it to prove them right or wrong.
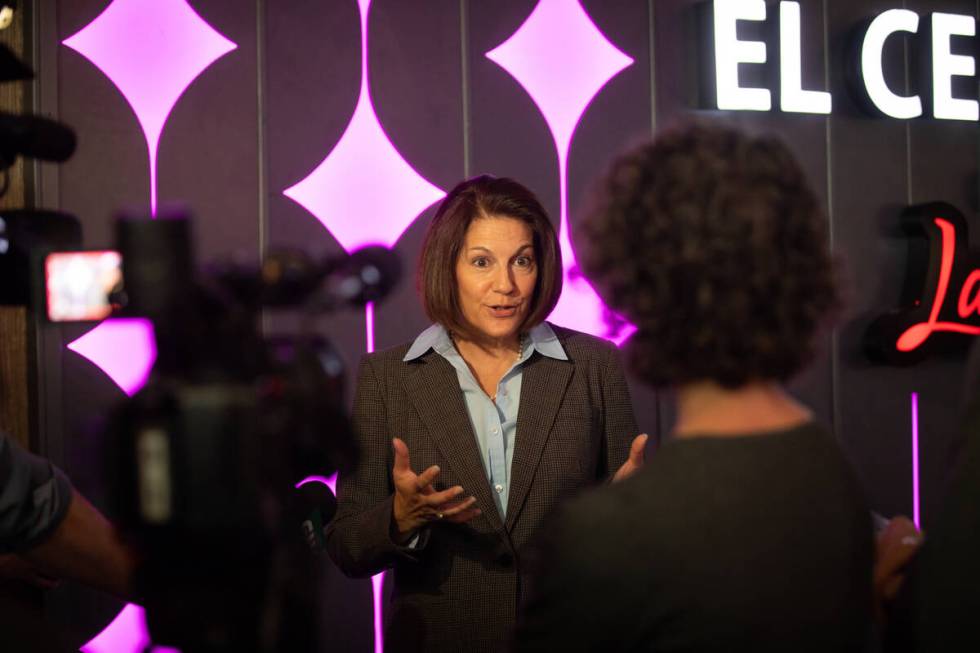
[0,432,73,554]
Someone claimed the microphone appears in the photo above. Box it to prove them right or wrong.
[0,111,76,168]
[311,245,401,311]
[321,245,401,307]
[215,244,401,310]
[289,480,337,550]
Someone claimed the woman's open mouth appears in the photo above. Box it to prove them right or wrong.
[487,304,519,318]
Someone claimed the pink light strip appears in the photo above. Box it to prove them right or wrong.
[911,391,921,529]
[371,571,386,653]
[365,301,375,353]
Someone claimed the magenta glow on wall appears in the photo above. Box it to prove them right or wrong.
[62,0,237,398]
[486,0,636,344]
[80,603,178,653]
[66,2,237,650]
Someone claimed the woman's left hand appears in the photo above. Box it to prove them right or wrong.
[612,434,648,483]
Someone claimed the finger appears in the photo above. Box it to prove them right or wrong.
[876,538,921,580]
[392,438,412,476]
[878,515,917,543]
[416,465,441,491]
[437,496,478,517]
[446,507,482,524]
[630,434,648,465]
[423,485,465,506]
[877,517,922,563]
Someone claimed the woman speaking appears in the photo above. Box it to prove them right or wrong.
[325,175,644,652]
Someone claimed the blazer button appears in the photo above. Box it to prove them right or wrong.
[497,552,514,568]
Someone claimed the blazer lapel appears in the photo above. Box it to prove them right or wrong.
[505,353,573,532]
[403,352,504,532]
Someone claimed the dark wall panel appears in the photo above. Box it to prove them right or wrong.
[264,2,372,649]
[370,0,463,352]
[265,0,364,379]
[904,0,978,527]
[828,0,920,520]
[162,0,260,262]
[59,0,148,247]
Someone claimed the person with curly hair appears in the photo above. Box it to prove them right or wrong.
[513,124,874,652]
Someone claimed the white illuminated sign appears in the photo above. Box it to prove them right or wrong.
[706,5,980,123]
[860,9,922,119]
[930,13,978,121]
[778,1,831,114]
[712,0,770,111]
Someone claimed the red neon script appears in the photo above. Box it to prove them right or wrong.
[896,218,980,351]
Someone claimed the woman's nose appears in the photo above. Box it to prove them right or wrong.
[492,267,516,294]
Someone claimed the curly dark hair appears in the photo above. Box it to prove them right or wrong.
[580,124,839,389]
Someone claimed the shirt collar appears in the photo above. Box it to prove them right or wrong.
[403,322,567,362]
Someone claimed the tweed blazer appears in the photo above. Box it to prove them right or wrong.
[325,324,638,653]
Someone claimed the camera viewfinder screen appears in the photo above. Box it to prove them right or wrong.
[45,250,122,322]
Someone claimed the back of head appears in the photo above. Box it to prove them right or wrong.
[581,123,839,388]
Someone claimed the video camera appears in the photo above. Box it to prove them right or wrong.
[99,209,392,652]
[0,36,390,651]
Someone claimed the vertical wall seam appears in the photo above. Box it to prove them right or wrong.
[32,0,63,463]
[256,0,269,335]
[822,0,839,440]
[256,0,268,263]
[460,0,471,178]
[647,0,668,446]
[903,0,912,205]
[648,0,656,136]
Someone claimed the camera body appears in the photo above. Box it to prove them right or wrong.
[99,210,373,651]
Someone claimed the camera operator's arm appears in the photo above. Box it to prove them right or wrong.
[22,488,134,599]
[325,356,427,578]
[0,432,72,555]
[0,432,133,598]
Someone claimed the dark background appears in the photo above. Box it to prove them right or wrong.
[20,0,979,649]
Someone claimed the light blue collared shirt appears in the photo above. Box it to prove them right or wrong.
[404,322,567,518]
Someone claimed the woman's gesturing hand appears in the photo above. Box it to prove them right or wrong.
[612,434,648,483]
[391,438,482,543]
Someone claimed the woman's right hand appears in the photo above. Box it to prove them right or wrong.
[391,438,481,543]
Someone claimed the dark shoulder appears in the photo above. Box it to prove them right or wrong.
[549,323,618,363]
[362,342,412,365]
[355,342,414,384]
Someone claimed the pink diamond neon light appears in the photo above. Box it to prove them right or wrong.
[67,318,157,396]
[295,473,338,494]
[81,603,178,653]
[62,0,236,396]
[283,0,445,253]
[286,3,407,648]
[63,0,237,215]
[487,0,635,344]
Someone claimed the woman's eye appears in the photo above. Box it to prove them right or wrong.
[515,256,533,268]
[473,257,490,268]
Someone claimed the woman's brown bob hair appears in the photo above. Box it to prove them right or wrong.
[418,175,563,339]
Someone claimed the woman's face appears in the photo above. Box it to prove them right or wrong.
[455,216,537,344]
